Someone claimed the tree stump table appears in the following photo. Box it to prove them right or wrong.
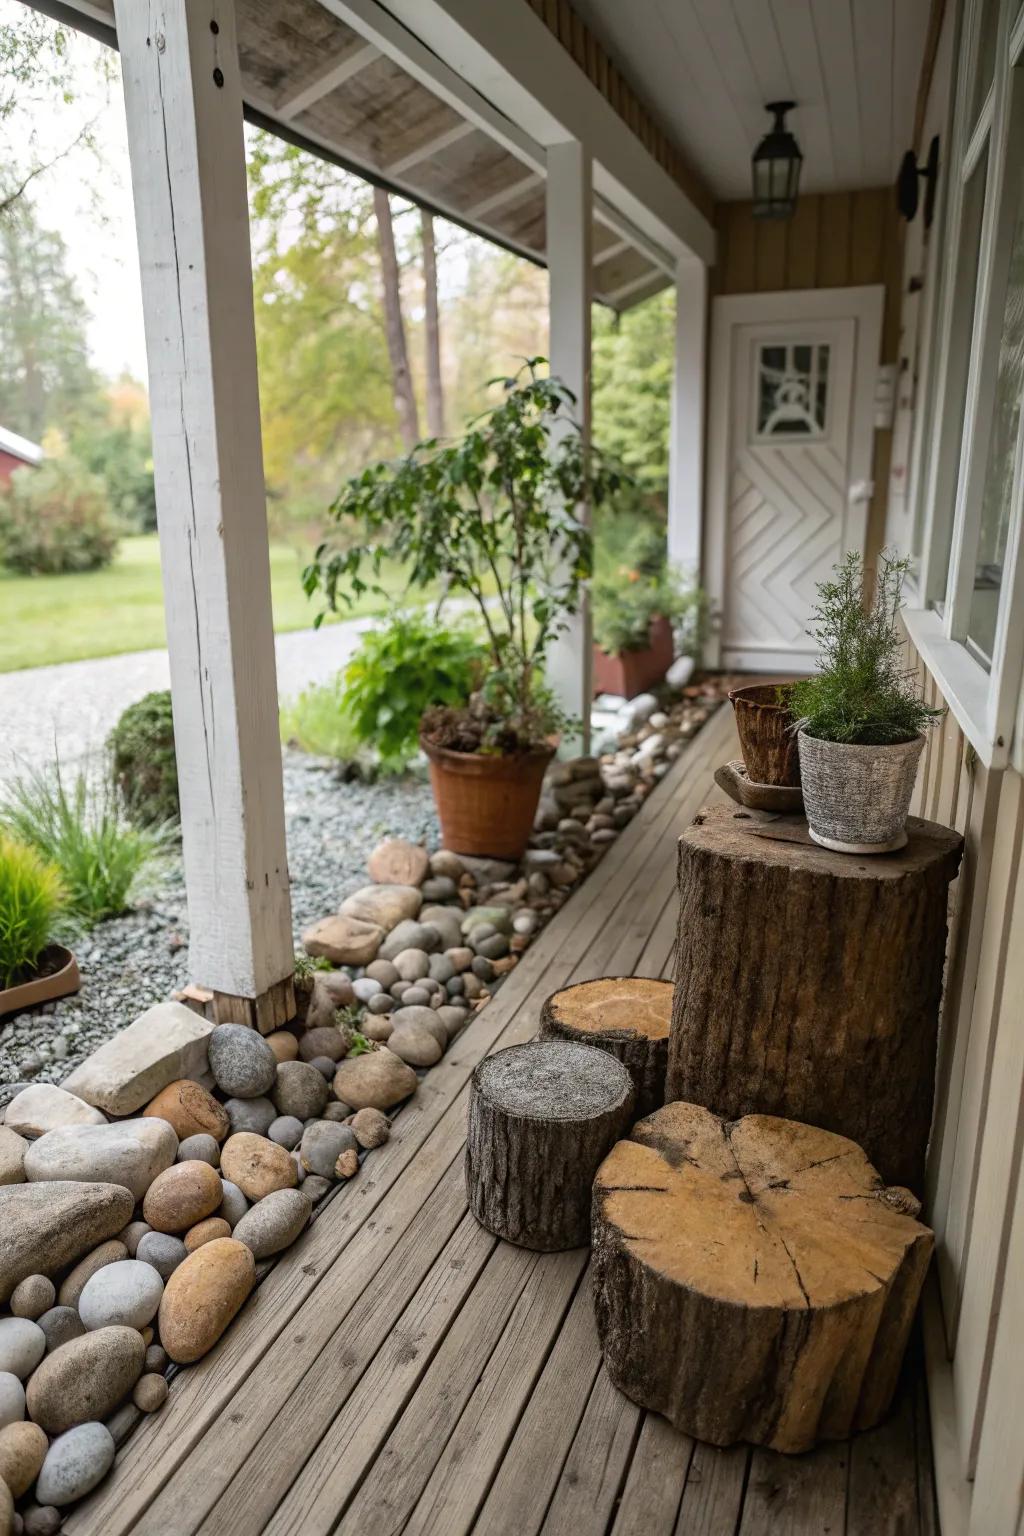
[668,804,963,1190]
[592,1101,933,1453]
[466,1040,634,1250]
[540,977,672,1119]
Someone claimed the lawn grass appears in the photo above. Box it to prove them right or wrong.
[0,534,419,672]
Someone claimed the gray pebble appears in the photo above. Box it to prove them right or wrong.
[400,986,432,1007]
[268,1115,304,1149]
[37,1307,85,1355]
[476,934,509,961]
[177,1133,220,1167]
[224,1096,276,1136]
[471,956,495,982]
[367,993,395,1015]
[352,977,382,1002]
[136,1231,188,1280]
[36,1421,116,1506]
[218,1180,249,1228]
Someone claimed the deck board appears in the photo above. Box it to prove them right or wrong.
[69,702,935,1536]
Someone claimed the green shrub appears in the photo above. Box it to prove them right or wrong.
[279,676,363,761]
[108,691,179,827]
[0,456,119,574]
[791,551,943,745]
[342,613,480,769]
[0,760,170,928]
[591,502,707,655]
[0,832,65,988]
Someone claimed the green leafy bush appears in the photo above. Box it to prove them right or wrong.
[279,675,363,761]
[74,419,157,533]
[0,832,65,988]
[1,760,170,928]
[342,613,480,769]
[0,456,119,574]
[591,502,707,655]
[108,691,179,827]
[791,551,943,745]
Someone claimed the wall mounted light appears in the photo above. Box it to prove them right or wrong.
[752,101,802,220]
[897,135,940,227]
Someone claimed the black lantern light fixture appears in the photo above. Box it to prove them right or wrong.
[752,101,803,220]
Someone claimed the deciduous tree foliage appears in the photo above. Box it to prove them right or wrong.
[592,288,674,497]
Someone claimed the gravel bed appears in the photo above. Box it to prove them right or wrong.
[0,753,438,1093]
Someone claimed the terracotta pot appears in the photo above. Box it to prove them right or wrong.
[728,682,800,787]
[1,944,80,1018]
[421,738,555,859]
[592,615,674,701]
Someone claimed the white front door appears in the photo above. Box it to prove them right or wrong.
[707,287,884,671]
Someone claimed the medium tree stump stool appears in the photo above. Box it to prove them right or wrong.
[668,803,963,1189]
[592,1101,933,1454]
[466,1040,634,1251]
[540,977,671,1119]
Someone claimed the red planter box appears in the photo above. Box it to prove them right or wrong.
[592,615,674,700]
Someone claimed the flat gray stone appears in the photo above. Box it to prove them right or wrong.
[135,1233,188,1281]
[299,1121,357,1180]
[207,1024,277,1100]
[0,1182,135,1305]
[23,1119,178,1203]
[4,1085,106,1138]
[232,1187,311,1259]
[61,1002,213,1116]
[35,1422,116,1507]
[378,920,440,961]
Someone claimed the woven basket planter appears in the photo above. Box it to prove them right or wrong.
[798,731,925,853]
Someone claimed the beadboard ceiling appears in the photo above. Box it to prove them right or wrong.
[568,0,934,198]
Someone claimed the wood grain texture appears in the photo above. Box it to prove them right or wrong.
[540,976,672,1118]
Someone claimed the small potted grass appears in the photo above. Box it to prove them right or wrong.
[0,831,79,1015]
[792,550,942,854]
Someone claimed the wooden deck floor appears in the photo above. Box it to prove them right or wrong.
[69,702,939,1536]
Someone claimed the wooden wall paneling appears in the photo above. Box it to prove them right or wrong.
[849,188,887,286]
[786,195,820,289]
[816,192,852,287]
[719,203,756,294]
[755,217,787,292]
[930,712,964,826]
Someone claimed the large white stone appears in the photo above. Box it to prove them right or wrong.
[62,1002,214,1115]
[4,1085,106,1138]
[24,1119,178,1202]
[78,1260,164,1331]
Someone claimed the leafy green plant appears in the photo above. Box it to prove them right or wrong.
[342,613,480,770]
[294,952,332,982]
[0,833,65,988]
[590,501,707,655]
[108,690,179,827]
[791,551,943,745]
[347,1030,375,1057]
[305,362,623,753]
[0,760,170,928]
[0,455,119,575]
[279,676,363,762]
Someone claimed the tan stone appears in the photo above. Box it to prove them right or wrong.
[0,1473,12,1536]
[26,1326,145,1434]
[57,1239,128,1309]
[158,1238,256,1364]
[0,1126,27,1186]
[142,1161,224,1234]
[184,1216,232,1253]
[265,1031,299,1064]
[62,1002,214,1116]
[143,1079,229,1142]
[367,838,429,887]
[0,1420,48,1497]
[219,1133,298,1202]
[4,1084,106,1138]
[340,883,422,930]
[303,913,384,966]
[133,1372,169,1413]
[331,1048,418,1112]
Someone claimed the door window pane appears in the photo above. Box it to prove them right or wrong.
[755,342,830,438]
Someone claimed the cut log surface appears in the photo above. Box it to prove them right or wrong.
[592,1101,934,1455]
[540,977,671,1118]
[466,1041,634,1251]
[668,805,963,1190]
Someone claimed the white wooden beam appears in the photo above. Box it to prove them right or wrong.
[667,258,707,579]
[602,267,663,305]
[545,141,593,753]
[593,237,630,267]
[114,0,294,1028]
[467,170,540,220]
[276,39,379,122]
[385,119,475,177]
[593,196,674,277]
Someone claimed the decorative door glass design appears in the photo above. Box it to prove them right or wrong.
[755,342,830,438]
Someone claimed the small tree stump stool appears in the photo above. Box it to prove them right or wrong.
[540,977,671,1119]
[466,1040,634,1251]
[592,1101,933,1454]
[669,804,963,1189]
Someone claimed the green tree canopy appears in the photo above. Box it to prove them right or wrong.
[592,288,674,498]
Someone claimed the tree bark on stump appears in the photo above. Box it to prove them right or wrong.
[466,1040,634,1251]
[668,805,963,1190]
[540,977,671,1119]
[592,1101,933,1453]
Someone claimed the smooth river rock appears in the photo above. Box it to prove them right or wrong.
[4,1085,107,1138]
[223,1096,277,1136]
[331,1049,418,1112]
[219,1133,297,1201]
[297,1027,348,1064]
[35,1422,116,1507]
[367,838,429,887]
[0,1126,27,1185]
[0,1372,25,1430]
[207,1025,277,1100]
[26,1326,145,1433]
[58,1240,127,1309]
[0,1182,134,1304]
[78,1260,164,1331]
[37,1308,85,1354]
[143,1079,229,1142]
[135,1232,188,1281]
[232,1188,312,1259]
[384,1022,443,1068]
[303,913,383,967]
[217,1180,249,1228]
[184,1217,231,1252]
[341,882,422,931]
[350,1108,391,1150]
[9,1275,55,1321]
[158,1238,256,1364]
[271,1061,329,1121]
[177,1133,220,1167]
[143,1160,224,1233]
[0,1420,48,1497]
[299,1121,357,1180]
[62,1001,213,1116]
[0,1319,45,1380]
[23,1118,178,1203]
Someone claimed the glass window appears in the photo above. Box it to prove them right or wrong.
[755,342,829,438]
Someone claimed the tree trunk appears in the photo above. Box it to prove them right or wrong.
[373,186,419,451]
[667,805,963,1191]
[466,1039,634,1251]
[540,976,671,1119]
[592,1101,934,1453]
[420,209,444,438]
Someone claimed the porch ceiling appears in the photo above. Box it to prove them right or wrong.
[569,0,935,200]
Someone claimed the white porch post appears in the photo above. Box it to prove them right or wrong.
[114,0,294,1030]
[546,139,593,752]
[667,256,707,577]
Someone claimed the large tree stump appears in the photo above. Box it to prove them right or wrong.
[592,1101,933,1453]
[668,805,963,1190]
[540,977,671,1119]
[466,1041,634,1251]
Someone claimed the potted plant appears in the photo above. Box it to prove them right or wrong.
[791,551,942,853]
[304,362,619,858]
[0,830,79,1016]
[728,682,801,787]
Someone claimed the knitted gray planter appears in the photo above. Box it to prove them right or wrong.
[797,730,925,854]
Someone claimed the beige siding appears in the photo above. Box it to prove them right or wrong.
[904,632,1024,1535]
